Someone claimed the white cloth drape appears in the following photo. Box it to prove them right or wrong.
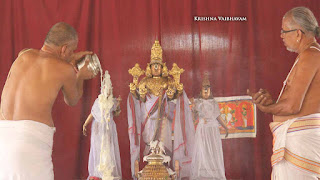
[191,99,226,180]
[0,120,55,180]
[87,98,122,180]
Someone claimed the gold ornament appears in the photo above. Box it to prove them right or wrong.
[129,63,145,84]
[150,40,163,65]
[129,64,145,95]
[128,41,185,99]
[162,63,168,77]
[137,142,177,180]
[169,63,184,85]
[145,63,152,78]
[166,85,176,99]
[139,77,169,97]
[169,63,184,95]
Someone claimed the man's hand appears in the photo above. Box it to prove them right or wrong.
[70,51,93,66]
[77,59,96,80]
[247,89,274,106]
[255,103,271,113]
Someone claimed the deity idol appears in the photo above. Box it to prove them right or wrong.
[127,40,195,179]
[83,71,122,180]
[191,73,228,180]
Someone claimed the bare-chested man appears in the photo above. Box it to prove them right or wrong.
[248,7,320,180]
[0,22,95,179]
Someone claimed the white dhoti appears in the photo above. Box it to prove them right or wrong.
[0,120,56,180]
[270,113,320,180]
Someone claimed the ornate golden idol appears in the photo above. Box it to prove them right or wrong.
[129,40,184,101]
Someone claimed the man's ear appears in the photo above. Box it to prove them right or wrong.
[60,44,68,57]
[296,30,303,41]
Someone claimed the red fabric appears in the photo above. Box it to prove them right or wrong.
[89,176,101,180]
[128,94,138,145]
[0,0,320,179]
[180,94,187,156]
[141,97,159,133]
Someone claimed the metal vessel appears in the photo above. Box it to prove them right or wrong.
[77,54,101,76]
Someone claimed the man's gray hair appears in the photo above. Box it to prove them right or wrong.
[285,7,319,38]
[44,22,78,46]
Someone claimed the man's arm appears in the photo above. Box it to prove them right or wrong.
[61,65,84,106]
[62,52,96,106]
[257,52,319,115]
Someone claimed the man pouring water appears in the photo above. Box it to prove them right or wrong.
[0,22,97,179]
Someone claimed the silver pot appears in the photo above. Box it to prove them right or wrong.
[77,54,101,76]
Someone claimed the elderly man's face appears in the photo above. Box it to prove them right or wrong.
[201,87,211,99]
[280,16,300,53]
[151,63,162,77]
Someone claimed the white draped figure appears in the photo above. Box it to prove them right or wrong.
[127,40,195,179]
[191,74,228,180]
[83,71,122,180]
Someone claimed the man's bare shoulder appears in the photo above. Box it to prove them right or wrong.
[16,49,37,60]
[18,48,33,57]
[45,58,76,79]
[298,47,320,66]
[17,49,76,78]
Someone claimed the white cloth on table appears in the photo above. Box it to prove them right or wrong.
[0,120,55,180]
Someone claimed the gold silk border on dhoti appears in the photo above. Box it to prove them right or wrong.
[271,148,285,166]
[284,148,320,175]
[270,118,320,175]
[286,118,320,133]
[270,118,320,133]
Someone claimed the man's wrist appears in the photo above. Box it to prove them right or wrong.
[76,71,86,80]
[258,104,271,113]
[72,65,79,73]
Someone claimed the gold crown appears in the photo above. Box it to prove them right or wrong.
[150,40,163,65]
[202,72,210,87]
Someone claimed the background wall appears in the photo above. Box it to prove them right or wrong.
[0,0,319,179]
